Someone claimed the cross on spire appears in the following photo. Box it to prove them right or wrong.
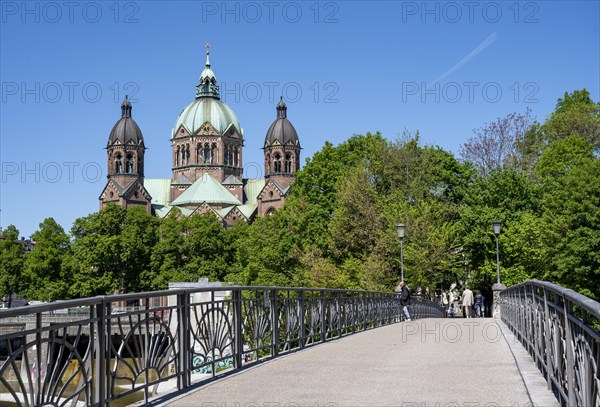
[204,43,211,67]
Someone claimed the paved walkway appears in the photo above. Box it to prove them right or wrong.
[158,319,557,407]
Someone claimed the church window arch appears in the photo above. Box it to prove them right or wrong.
[115,153,123,174]
[265,154,271,174]
[212,143,218,163]
[204,143,212,164]
[285,153,292,173]
[126,154,134,173]
[266,207,275,215]
[176,146,180,166]
[234,147,239,166]
[274,154,281,173]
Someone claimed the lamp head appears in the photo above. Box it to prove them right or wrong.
[492,220,502,236]
[396,223,406,239]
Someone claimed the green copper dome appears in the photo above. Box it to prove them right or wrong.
[172,44,242,138]
[173,97,242,136]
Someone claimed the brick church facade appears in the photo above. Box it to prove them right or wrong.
[99,45,301,226]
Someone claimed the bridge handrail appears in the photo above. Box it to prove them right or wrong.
[0,285,444,406]
[500,279,600,407]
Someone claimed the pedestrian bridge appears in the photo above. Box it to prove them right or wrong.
[160,318,556,407]
[0,281,598,407]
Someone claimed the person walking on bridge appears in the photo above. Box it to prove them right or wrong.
[398,281,411,321]
[462,287,474,318]
[474,290,484,317]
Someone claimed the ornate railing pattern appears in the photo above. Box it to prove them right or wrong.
[500,280,600,407]
[0,286,444,406]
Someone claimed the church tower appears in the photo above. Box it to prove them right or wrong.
[263,97,301,187]
[171,44,244,201]
[99,96,152,212]
[257,97,301,216]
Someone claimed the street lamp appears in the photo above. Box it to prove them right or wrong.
[396,223,406,282]
[492,220,502,284]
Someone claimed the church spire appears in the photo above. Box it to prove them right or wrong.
[205,43,211,67]
[276,96,287,119]
[196,43,220,99]
[121,95,132,118]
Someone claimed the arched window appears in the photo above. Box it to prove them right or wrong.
[285,154,292,173]
[234,147,239,166]
[185,144,190,165]
[176,146,180,166]
[204,143,211,164]
[265,154,271,174]
[274,154,281,173]
[126,154,134,173]
[180,146,186,165]
[266,207,276,215]
[115,153,123,174]
[225,147,230,166]
[212,143,218,163]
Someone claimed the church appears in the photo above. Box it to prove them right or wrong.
[99,45,301,226]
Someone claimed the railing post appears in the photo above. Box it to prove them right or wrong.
[94,300,106,406]
[492,282,506,319]
[351,292,356,333]
[177,291,190,390]
[563,298,576,407]
[320,290,326,343]
[337,291,342,338]
[271,289,279,357]
[232,289,243,369]
[543,288,552,392]
[299,290,305,348]
[144,299,150,404]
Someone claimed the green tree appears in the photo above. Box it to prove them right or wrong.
[149,209,191,289]
[69,205,158,297]
[184,213,232,282]
[542,89,600,149]
[22,218,71,301]
[0,225,24,305]
[537,136,600,299]
[458,168,540,289]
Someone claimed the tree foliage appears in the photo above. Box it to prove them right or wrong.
[22,218,71,301]
[0,225,24,303]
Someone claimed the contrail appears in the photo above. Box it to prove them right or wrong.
[430,32,497,84]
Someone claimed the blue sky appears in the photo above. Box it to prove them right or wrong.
[1,0,599,238]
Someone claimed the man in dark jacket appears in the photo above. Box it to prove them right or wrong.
[399,281,411,321]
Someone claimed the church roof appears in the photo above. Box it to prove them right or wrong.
[237,203,258,219]
[173,98,241,137]
[171,173,242,207]
[145,179,171,205]
[108,96,144,146]
[264,97,300,147]
[222,175,243,185]
[152,204,173,218]
[172,45,242,137]
[172,174,193,186]
[244,178,266,205]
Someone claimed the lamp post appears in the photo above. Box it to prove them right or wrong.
[491,220,505,319]
[492,220,502,284]
[396,223,406,282]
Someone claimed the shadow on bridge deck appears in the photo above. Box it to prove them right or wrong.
[152,319,558,407]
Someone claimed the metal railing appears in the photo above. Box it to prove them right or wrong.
[500,279,600,407]
[0,286,444,406]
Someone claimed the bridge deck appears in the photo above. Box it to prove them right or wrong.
[157,318,558,407]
